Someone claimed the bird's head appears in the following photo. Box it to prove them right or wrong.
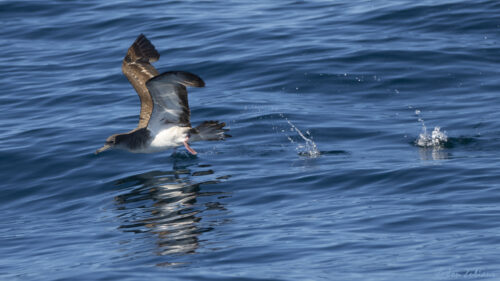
[95,134,125,154]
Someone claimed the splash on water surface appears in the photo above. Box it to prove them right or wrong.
[284,118,320,158]
[414,110,448,148]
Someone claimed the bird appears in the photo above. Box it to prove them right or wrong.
[95,34,230,155]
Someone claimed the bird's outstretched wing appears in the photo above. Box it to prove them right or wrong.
[145,71,205,128]
[122,34,160,128]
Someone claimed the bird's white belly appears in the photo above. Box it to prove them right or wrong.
[139,125,188,153]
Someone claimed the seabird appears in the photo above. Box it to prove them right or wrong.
[96,34,230,155]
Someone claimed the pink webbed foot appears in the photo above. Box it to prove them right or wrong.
[183,137,197,155]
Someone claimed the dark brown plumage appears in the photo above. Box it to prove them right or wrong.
[122,34,160,129]
[95,34,229,155]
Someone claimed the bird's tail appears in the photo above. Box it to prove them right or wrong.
[189,121,231,141]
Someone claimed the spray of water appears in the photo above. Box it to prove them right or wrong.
[285,118,321,158]
[414,110,448,147]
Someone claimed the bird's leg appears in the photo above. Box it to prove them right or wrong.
[183,136,197,155]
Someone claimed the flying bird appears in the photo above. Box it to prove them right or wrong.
[96,34,230,155]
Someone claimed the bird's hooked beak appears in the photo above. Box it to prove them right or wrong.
[95,144,111,154]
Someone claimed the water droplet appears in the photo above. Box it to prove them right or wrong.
[285,119,320,158]
[416,126,448,148]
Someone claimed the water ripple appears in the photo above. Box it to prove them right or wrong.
[2,0,500,280]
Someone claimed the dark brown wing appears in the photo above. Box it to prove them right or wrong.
[122,34,160,128]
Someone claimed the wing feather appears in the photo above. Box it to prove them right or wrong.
[145,71,205,128]
[122,34,160,128]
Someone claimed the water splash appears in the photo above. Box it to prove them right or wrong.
[284,118,321,158]
[416,126,448,147]
[414,110,448,147]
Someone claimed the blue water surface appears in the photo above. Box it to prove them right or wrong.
[2,1,500,280]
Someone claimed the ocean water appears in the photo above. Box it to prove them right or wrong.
[2,0,500,280]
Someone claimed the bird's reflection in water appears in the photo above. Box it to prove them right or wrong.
[113,162,230,260]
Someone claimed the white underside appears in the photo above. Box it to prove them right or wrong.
[134,125,190,153]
